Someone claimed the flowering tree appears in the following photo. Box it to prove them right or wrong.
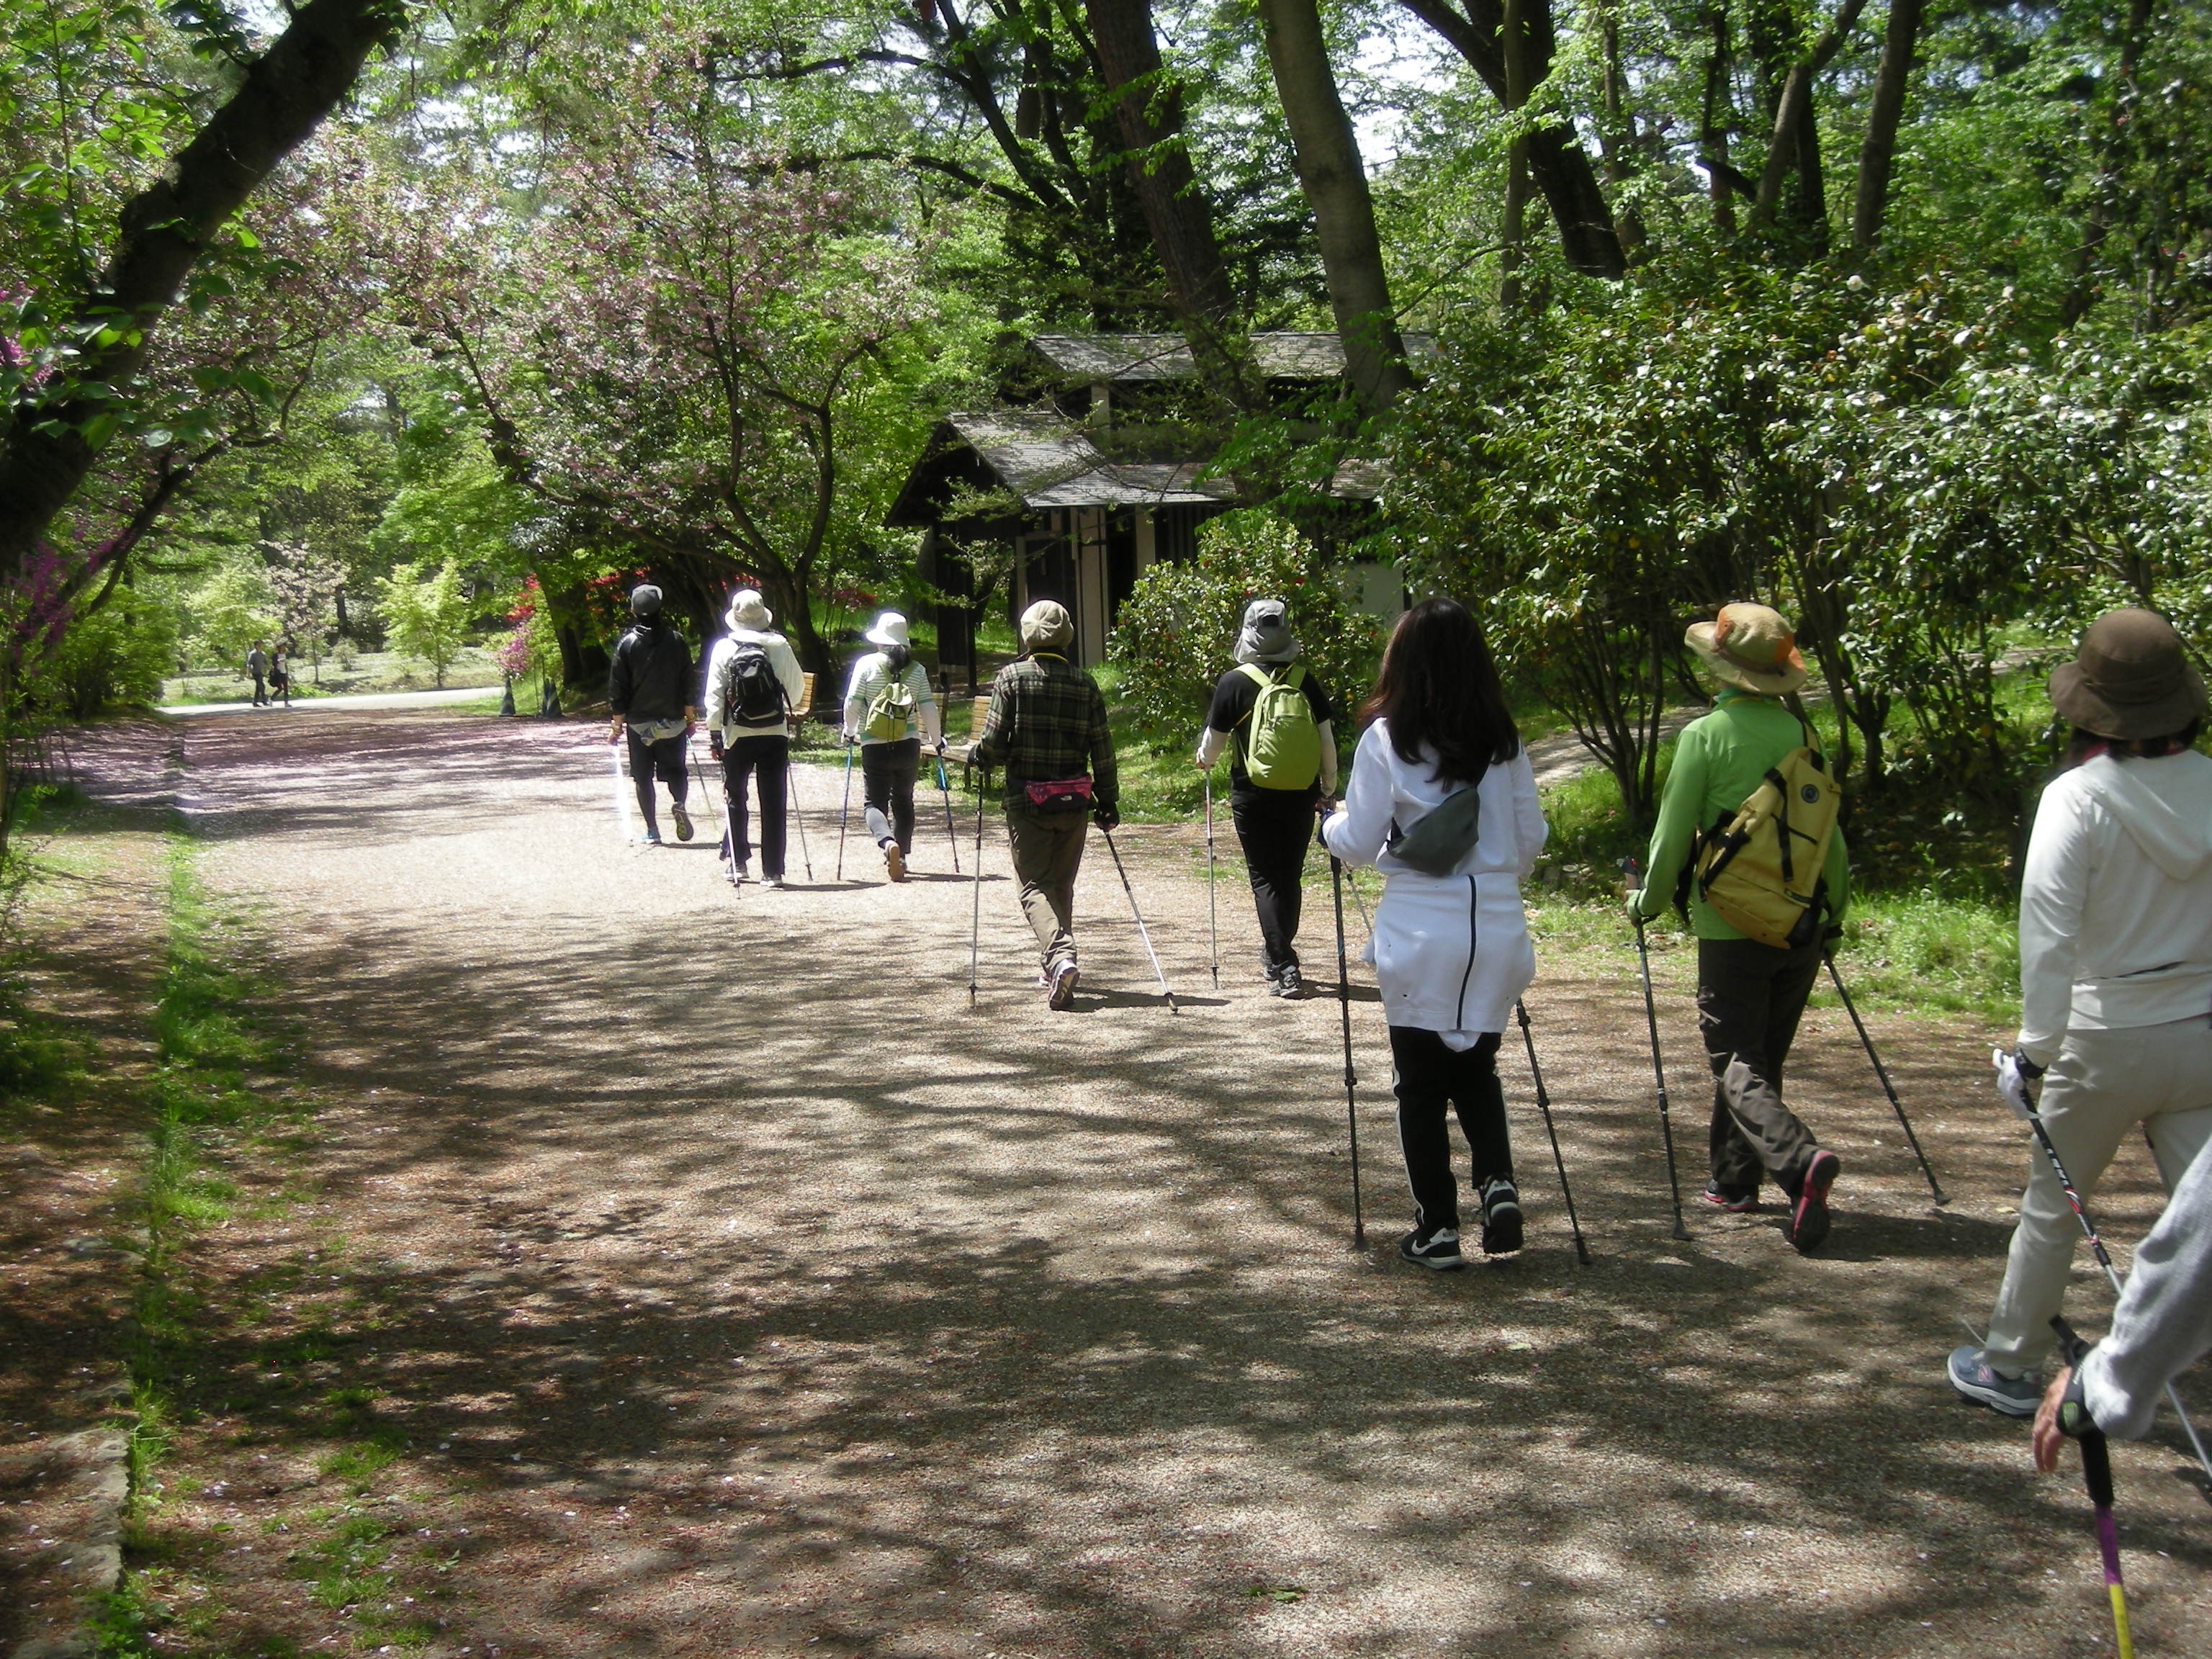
[403,37,956,677]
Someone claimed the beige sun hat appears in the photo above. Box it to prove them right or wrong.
[1020,600,1073,655]
[2049,608,2206,739]
[726,589,772,630]
[1686,602,1807,697]
[864,611,911,649]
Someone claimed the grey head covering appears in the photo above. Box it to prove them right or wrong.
[629,583,664,620]
[1233,598,1300,665]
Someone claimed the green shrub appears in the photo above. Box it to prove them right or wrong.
[1107,510,1381,738]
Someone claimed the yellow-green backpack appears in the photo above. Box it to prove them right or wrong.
[1694,727,1840,949]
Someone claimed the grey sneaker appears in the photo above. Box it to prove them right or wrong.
[1272,963,1303,998]
[1478,1179,1524,1254]
[1048,961,1080,1010]
[670,799,694,842]
[1398,1226,1465,1272]
[1948,1346,2041,1417]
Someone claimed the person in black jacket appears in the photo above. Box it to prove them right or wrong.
[608,585,697,845]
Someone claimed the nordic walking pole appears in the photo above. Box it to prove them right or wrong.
[967,768,986,1007]
[1823,948,1948,1204]
[1203,770,1219,988]
[1515,999,1589,1265]
[786,750,814,881]
[935,752,961,874]
[1622,859,1691,1242]
[1100,825,1177,1012]
[2051,1316,2135,1659]
[1995,1051,2212,1492]
[608,730,634,842]
[835,739,855,881]
[1327,848,1366,1250]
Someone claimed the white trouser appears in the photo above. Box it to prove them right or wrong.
[1984,1016,2212,1374]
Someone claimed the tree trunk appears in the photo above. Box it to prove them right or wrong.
[1080,0,1247,400]
[1701,5,1740,235]
[1850,0,1923,250]
[0,0,405,576]
[1393,0,1627,279]
[1253,0,1413,413]
[1750,0,1869,243]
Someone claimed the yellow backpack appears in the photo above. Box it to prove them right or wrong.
[1694,726,1841,949]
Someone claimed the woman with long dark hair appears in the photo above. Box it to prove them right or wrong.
[1321,598,1547,1270]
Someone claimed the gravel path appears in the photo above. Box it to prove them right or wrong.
[72,709,2212,1657]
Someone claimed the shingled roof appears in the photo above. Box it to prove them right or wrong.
[935,410,1238,509]
[1028,331,1439,383]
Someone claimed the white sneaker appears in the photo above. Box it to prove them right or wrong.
[760,877,782,891]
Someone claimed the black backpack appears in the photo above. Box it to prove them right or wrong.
[720,639,783,727]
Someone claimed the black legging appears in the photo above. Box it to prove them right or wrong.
[1388,1027,1512,1233]
[1229,783,1314,974]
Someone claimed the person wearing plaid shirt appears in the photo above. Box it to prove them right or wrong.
[971,600,1119,1009]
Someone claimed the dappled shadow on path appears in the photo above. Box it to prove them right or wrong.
[66,709,2212,1658]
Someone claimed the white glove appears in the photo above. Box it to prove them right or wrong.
[1992,1046,2037,1120]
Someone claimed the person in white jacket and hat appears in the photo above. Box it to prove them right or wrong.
[842,611,943,881]
[1951,608,2212,1415]
[1321,598,1548,1270]
[701,589,806,889]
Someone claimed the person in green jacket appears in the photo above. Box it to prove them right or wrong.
[1627,602,1852,1253]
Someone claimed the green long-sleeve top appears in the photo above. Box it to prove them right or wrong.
[1631,689,1851,940]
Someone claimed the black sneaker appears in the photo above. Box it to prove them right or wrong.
[670,799,693,842]
[1787,1150,1840,1253]
[1272,963,1303,998]
[1398,1226,1465,1271]
[1479,1179,1524,1254]
[1701,1180,1758,1213]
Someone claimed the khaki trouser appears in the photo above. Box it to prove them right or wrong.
[1007,804,1087,976]
[1984,1017,2212,1375]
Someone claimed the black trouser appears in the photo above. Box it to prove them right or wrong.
[1229,783,1314,974]
[1389,1027,1511,1233]
[861,738,920,853]
[1696,935,1824,1195]
[626,728,688,833]
[720,734,788,876]
[250,672,266,706]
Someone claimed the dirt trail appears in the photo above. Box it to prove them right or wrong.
[63,709,2212,1657]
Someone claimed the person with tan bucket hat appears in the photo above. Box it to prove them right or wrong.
[840,611,943,881]
[702,589,806,889]
[971,600,1119,1009]
[1950,608,2212,1417]
[1628,601,1852,1253]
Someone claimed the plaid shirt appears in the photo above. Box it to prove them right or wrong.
[971,653,1117,807]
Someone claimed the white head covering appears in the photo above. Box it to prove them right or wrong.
[865,611,911,649]
[726,589,773,630]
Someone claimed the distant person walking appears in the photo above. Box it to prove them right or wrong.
[1195,598,1339,996]
[246,640,269,707]
[608,584,697,847]
[702,589,805,889]
[1627,602,1851,1254]
[269,644,292,709]
[971,601,1118,1010]
[1322,598,1547,1270]
[841,611,942,881]
[1951,608,2212,1416]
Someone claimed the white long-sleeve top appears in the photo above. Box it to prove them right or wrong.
[842,653,942,746]
[2081,1129,2212,1440]
[1321,719,1547,1035]
[701,628,806,741]
[2018,751,2212,1067]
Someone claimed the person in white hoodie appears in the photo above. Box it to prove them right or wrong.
[842,611,943,882]
[701,590,806,889]
[1321,598,1548,1270]
[1951,608,2212,1415]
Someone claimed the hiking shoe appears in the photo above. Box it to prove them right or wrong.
[1048,961,1080,1010]
[1398,1226,1465,1272]
[1948,1346,2042,1417]
[1272,964,1303,998]
[884,840,906,881]
[1787,1150,1840,1253]
[670,800,693,842]
[1702,1180,1759,1213]
[1479,1179,1524,1255]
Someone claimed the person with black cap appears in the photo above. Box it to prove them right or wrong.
[608,583,697,847]
[1627,602,1852,1253]
[1951,607,2212,1416]
[971,600,1117,1009]
[1195,598,1339,996]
